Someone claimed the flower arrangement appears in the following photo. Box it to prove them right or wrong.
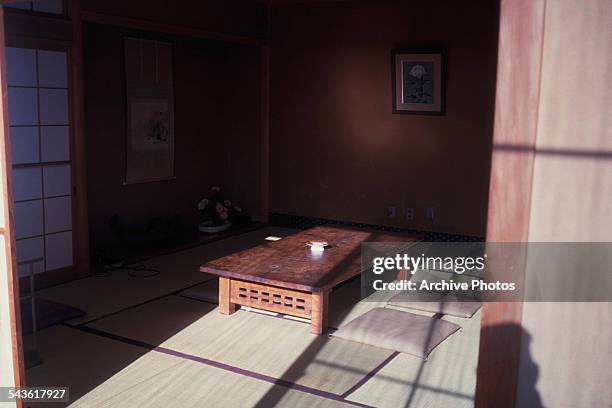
[197,186,243,227]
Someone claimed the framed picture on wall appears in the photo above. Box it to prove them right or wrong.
[392,49,445,115]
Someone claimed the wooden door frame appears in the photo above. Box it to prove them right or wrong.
[475,0,546,406]
[0,5,25,407]
[68,0,89,280]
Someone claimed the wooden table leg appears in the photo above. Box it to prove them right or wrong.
[219,277,237,315]
[397,267,409,281]
[311,289,329,335]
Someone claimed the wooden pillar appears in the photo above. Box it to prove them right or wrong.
[310,289,329,335]
[259,1,270,224]
[0,6,25,406]
[70,0,91,278]
[218,277,237,315]
[396,267,409,281]
[476,0,546,406]
[259,45,270,223]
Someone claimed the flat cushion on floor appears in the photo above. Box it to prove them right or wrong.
[387,291,481,318]
[330,307,460,359]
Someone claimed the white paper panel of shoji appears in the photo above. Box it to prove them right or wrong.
[45,231,72,270]
[6,47,36,87]
[8,87,38,126]
[12,167,42,201]
[37,50,67,88]
[16,237,45,276]
[32,0,63,14]
[44,196,72,234]
[41,126,69,162]
[43,164,71,197]
[14,200,43,239]
[39,89,68,125]
[10,126,40,165]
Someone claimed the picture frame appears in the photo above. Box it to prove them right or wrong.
[391,49,446,115]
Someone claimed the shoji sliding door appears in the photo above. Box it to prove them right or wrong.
[6,46,73,277]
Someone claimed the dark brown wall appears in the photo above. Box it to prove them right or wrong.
[84,23,261,249]
[269,0,498,236]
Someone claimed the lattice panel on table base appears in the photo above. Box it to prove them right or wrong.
[230,280,312,319]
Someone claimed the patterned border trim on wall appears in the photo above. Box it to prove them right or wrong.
[269,213,484,242]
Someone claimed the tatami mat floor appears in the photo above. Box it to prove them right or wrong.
[26,227,480,408]
[37,227,297,325]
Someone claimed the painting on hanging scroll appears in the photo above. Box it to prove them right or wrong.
[124,37,175,184]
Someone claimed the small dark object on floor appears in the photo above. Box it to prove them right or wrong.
[20,298,85,335]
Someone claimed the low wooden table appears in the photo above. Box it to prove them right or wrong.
[200,225,422,334]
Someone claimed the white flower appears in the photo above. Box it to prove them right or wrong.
[211,186,221,192]
[223,200,231,206]
[233,206,242,212]
[220,211,228,220]
[409,64,427,79]
[215,202,224,213]
[197,198,209,210]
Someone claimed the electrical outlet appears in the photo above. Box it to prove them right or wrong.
[405,207,414,221]
[426,207,435,220]
[387,206,397,218]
